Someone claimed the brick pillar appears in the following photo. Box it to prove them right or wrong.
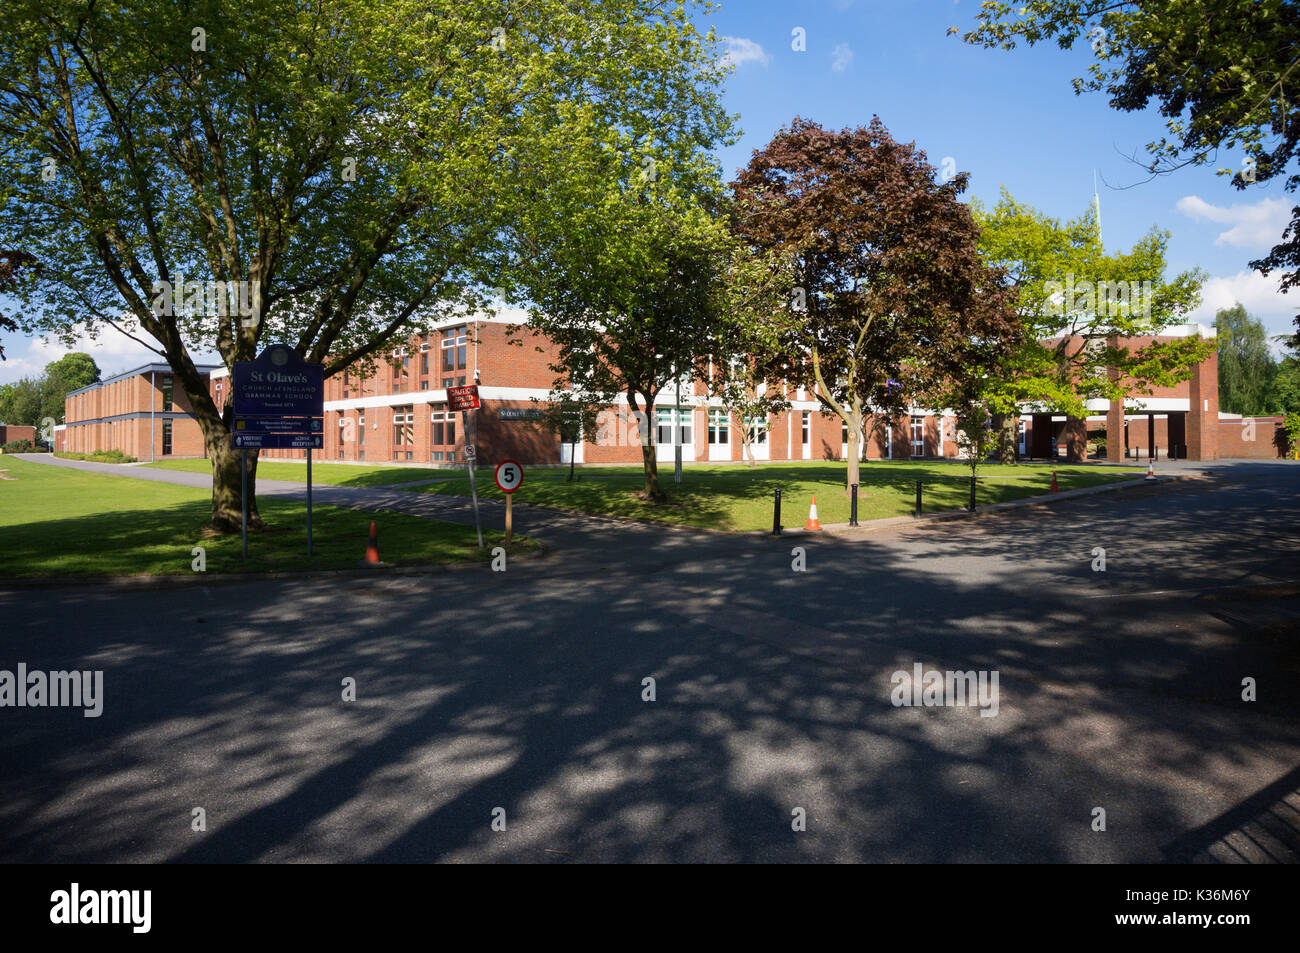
[1187,349,1219,461]
[1064,416,1088,462]
[1106,335,1124,463]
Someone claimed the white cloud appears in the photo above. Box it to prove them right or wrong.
[1174,195,1292,249]
[1187,269,1298,345]
[0,322,169,385]
[721,37,770,69]
[831,43,854,72]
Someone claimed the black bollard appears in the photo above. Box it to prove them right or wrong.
[849,483,859,526]
[915,479,922,517]
[772,488,782,536]
[968,475,976,511]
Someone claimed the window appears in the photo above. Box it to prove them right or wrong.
[442,325,467,371]
[430,403,455,447]
[421,352,429,376]
[708,409,729,444]
[658,408,691,444]
[911,415,925,457]
[442,377,454,389]
[802,411,810,445]
[162,419,173,455]
[393,406,414,447]
[358,417,365,445]
[161,375,173,412]
[745,416,768,445]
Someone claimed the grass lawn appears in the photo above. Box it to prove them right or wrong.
[410,460,1145,532]
[0,455,532,577]
[145,457,457,487]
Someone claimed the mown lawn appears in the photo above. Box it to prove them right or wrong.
[0,456,531,577]
[410,460,1144,532]
[145,457,457,487]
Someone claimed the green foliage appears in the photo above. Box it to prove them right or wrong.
[0,0,734,526]
[0,352,100,427]
[54,449,135,463]
[970,190,1212,419]
[1216,303,1277,414]
[957,0,1300,343]
[2,439,43,452]
[1283,412,1300,456]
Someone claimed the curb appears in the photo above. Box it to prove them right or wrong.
[0,542,549,591]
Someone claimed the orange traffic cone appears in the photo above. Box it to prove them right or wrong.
[804,495,822,531]
[1145,462,1156,482]
[363,520,381,564]
[1050,470,1058,493]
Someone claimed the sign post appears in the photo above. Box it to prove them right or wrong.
[448,384,484,548]
[494,459,524,545]
[230,344,325,558]
[241,449,248,559]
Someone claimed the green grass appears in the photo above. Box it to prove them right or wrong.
[409,460,1145,532]
[55,449,137,463]
[0,455,532,577]
[145,457,457,487]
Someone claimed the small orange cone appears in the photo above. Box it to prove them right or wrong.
[363,520,381,564]
[1145,462,1156,482]
[804,495,822,531]
[1050,470,1058,493]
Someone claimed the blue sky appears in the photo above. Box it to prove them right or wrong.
[2,0,1294,384]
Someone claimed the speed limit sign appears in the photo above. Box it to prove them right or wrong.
[494,459,523,493]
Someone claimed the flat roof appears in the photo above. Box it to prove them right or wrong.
[65,363,223,398]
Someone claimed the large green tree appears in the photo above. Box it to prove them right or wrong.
[1216,303,1277,414]
[730,117,1021,491]
[0,0,730,529]
[971,189,1212,461]
[957,0,1300,344]
[41,351,100,423]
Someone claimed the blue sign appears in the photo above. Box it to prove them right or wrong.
[233,416,322,434]
[233,431,323,450]
[232,344,324,417]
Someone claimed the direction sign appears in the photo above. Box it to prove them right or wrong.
[233,416,322,434]
[447,384,480,411]
[494,459,523,493]
[232,432,323,450]
[233,344,324,417]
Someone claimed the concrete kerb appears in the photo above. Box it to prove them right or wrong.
[476,470,1194,539]
[0,541,550,591]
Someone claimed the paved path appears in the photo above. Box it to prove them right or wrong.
[2,457,1297,861]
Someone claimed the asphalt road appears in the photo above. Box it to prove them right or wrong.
[2,459,1298,862]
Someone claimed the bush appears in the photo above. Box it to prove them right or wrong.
[2,439,44,453]
[1285,413,1300,459]
[54,449,137,464]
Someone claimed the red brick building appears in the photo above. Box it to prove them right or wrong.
[64,313,1289,466]
[63,363,220,460]
[0,423,39,449]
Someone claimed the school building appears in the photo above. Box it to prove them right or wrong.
[64,311,1290,465]
[63,363,221,460]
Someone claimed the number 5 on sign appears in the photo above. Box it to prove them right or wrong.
[494,460,523,545]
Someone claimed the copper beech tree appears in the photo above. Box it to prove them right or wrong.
[730,117,1022,490]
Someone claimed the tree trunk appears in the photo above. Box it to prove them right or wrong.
[630,391,665,503]
[845,399,862,492]
[994,412,1018,465]
[199,408,262,533]
[639,439,665,502]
